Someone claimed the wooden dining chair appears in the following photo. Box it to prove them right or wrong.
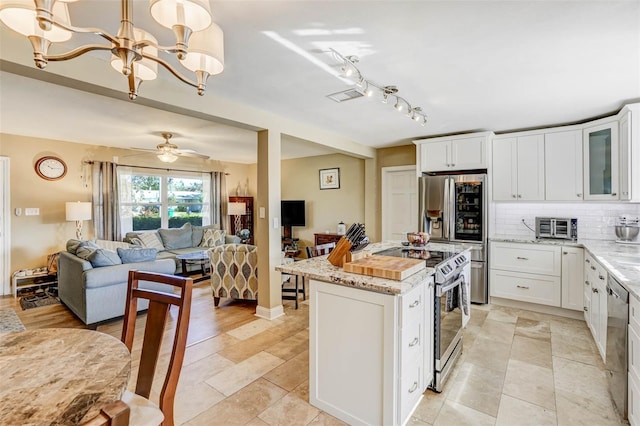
[121,270,193,426]
[82,401,130,426]
[305,242,336,258]
[282,242,337,309]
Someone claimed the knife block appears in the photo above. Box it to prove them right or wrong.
[327,237,352,267]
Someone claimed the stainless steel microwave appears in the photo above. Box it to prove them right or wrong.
[535,217,578,241]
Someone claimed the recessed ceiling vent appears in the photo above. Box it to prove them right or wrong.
[327,88,364,103]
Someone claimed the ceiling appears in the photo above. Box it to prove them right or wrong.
[1,1,639,164]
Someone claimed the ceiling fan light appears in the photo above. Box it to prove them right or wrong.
[158,152,178,163]
[0,0,72,42]
[150,0,212,32]
[394,100,403,112]
[381,93,388,104]
[110,27,158,80]
[180,22,224,75]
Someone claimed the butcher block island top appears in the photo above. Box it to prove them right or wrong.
[343,255,426,280]
[277,241,462,294]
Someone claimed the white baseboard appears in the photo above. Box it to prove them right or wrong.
[490,297,584,320]
[255,304,285,320]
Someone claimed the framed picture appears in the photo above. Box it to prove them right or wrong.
[319,168,340,190]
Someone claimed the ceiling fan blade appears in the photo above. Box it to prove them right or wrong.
[177,150,210,159]
[130,147,158,152]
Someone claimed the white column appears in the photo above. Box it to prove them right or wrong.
[0,157,11,295]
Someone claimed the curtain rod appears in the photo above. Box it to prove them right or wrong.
[82,160,230,175]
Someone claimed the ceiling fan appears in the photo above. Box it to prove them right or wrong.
[131,132,210,163]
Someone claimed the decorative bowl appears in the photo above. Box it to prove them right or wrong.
[407,232,430,247]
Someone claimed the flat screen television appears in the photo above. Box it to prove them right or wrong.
[281,200,305,227]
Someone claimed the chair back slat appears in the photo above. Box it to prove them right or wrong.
[306,242,336,258]
[121,270,193,426]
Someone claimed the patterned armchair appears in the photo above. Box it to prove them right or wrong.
[208,244,258,306]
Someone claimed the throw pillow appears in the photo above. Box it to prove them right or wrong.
[66,239,83,255]
[87,248,122,267]
[95,239,132,251]
[75,241,101,260]
[138,232,165,251]
[117,248,158,264]
[158,223,193,250]
[200,229,226,248]
[192,224,219,247]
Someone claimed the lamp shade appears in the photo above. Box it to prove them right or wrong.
[149,0,212,32]
[66,201,92,221]
[180,21,224,75]
[228,202,246,216]
[0,0,72,42]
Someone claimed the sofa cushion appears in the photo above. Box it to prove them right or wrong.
[75,241,101,260]
[66,239,83,255]
[95,239,133,251]
[117,248,158,264]
[192,224,219,247]
[138,231,165,251]
[201,229,226,248]
[87,248,123,267]
[158,223,193,250]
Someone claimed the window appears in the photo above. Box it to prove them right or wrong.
[118,168,212,232]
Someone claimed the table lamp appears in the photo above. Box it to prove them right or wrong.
[66,201,92,240]
[228,202,246,235]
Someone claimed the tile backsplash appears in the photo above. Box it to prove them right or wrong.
[491,202,640,240]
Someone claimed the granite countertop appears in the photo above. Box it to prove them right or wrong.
[277,240,467,295]
[0,328,131,424]
[490,235,640,299]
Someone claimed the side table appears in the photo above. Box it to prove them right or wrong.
[12,271,57,298]
[175,251,210,283]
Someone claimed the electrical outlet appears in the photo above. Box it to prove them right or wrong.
[25,208,39,216]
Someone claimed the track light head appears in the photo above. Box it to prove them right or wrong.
[394,99,403,112]
[382,93,388,104]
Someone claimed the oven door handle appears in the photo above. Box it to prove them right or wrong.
[436,275,465,297]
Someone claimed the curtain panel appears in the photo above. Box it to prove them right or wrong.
[91,161,121,241]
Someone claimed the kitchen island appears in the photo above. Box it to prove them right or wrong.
[277,241,466,426]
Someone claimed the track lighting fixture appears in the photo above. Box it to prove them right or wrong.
[329,48,428,126]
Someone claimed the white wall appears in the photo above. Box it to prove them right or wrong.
[492,202,640,241]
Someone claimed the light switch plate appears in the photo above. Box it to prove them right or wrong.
[273,217,279,228]
[25,208,39,216]
[259,207,265,218]
[14,208,21,216]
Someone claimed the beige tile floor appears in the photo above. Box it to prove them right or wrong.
[170,300,625,426]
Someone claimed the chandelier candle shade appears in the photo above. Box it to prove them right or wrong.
[65,201,91,240]
[0,0,224,100]
[228,202,246,235]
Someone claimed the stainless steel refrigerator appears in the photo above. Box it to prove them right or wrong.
[418,172,488,303]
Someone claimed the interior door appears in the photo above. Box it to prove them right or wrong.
[382,166,417,241]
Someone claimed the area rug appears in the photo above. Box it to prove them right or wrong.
[19,287,60,311]
[0,307,26,333]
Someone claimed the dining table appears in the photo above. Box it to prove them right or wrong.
[0,328,131,425]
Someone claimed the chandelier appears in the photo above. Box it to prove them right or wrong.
[330,49,428,126]
[0,0,224,100]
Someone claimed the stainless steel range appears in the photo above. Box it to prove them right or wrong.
[376,246,470,391]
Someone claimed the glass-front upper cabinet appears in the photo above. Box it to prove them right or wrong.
[583,120,619,200]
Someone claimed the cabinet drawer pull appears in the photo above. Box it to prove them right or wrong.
[451,163,455,167]
[612,193,617,196]
[563,251,568,255]
[584,307,588,312]
[512,194,517,198]
[516,285,529,289]
[585,259,590,264]
[591,266,596,271]
[593,288,599,293]
[577,193,582,197]
[409,337,420,347]
[517,194,522,198]
[408,381,419,393]
[599,275,605,280]
[516,256,528,260]
[409,300,420,308]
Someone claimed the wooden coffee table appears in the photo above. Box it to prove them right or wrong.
[176,251,210,283]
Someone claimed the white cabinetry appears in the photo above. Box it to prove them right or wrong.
[619,105,640,202]
[583,120,619,201]
[583,252,607,361]
[489,242,561,306]
[492,134,545,201]
[561,246,584,311]
[415,133,490,173]
[545,130,583,201]
[310,277,434,426]
[629,295,640,425]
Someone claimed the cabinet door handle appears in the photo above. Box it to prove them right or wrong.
[591,266,596,271]
[408,381,419,393]
[584,307,588,312]
[451,163,455,167]
[517,194,522,198]
[563,251,568,255]
[516,256,528,260]
[599,274,605,280]
[512,194,517,198]
[409,337,420,347]
[593,288,599,293]
[577,193,582,197]
[517,285,529,289]
[585,280,590,286]
[585,259,590,264]
[409,300,420,308]
[612,193,617,196]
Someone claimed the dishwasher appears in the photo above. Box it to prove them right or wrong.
[606,276,629,420]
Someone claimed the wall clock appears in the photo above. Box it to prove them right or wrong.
[35,156,67,181]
